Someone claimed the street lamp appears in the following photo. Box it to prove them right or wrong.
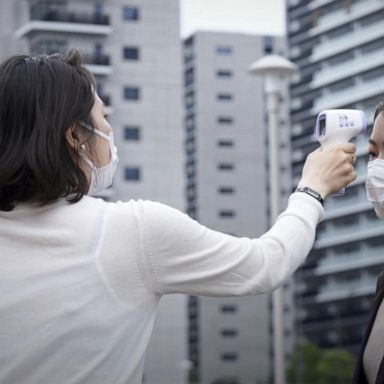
[249,55,298,384]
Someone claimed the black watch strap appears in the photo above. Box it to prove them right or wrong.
[296,187,324,206]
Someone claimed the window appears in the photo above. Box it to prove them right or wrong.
[124,126,140,140]
[185,68,194,87]
[333,214,359,228]
[217,93,233,101]
[220,304,237,313]
[221,329,238,337]
[367,237,384,249]
[211,377,240,384]
[186,186,196,202]
[217,116,233,124]
[366,209,379,221]
[328,78,355,93]
[219,210,236,218]
[124,86,140,100]
[328,51,354,66]
[32,39,67,55]
[216,46,233,55]
[361,66,384,82]
[216,69,233,78]
[221,352,238,362]
[186,161,196,178]
[218,187,235,194]
[123,6,139,20]
[333,241,360,255]
[361,38,384,54]
[123,47,139,60]
[218,163,234,171]
[264,35,274,53]
[186,137,196,155]
[31,1,66,20]
[327,24,353,40]
[185,113,195,132]
[124,167,141,181]
[218,140,234,147]
[185,91,195,110]
[360,10,384,27]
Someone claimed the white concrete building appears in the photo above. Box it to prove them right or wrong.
[183,31,291,384]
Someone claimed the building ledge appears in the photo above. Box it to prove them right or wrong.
[315,254,384,276]
[315,283,375,303]
[84,64,113,76]
[15,20,112,38]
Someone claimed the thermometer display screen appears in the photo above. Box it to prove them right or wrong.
[319,116,326,136]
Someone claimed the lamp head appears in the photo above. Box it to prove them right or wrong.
[249,54,298,77]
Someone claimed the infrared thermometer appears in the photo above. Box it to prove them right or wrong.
[315,109,367,195]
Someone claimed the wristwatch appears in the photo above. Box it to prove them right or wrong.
[296,187,324,206]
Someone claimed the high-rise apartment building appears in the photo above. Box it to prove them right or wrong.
[0,1,186,382]
[183,31,291,384]
[287,0,384,356]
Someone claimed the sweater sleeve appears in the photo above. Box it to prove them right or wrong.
[138,192,324,296]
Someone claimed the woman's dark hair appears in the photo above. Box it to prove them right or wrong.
[0,50,95,211]
[374,101,384,121]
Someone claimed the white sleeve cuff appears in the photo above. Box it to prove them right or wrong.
[285,191,325,224]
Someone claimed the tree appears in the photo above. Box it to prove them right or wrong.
[287,342,355,384]
[287,341,322,384]
[316,349,355,384]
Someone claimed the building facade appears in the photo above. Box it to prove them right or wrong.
[287,0,384,357]
[183,31,291,384]
[0,1,186,382]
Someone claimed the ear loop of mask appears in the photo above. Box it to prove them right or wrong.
[76,120,118,194]
[78,120,110,141]
[77,121,112,171]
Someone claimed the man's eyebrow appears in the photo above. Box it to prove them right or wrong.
[369,139,377,146]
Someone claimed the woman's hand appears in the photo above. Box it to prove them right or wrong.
[297,143,357,199]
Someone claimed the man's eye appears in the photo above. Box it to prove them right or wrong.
[369,151,377,160]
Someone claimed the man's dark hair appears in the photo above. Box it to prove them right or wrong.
[0,50,95,211]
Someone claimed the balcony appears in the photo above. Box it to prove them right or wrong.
[312,50,384,90]
[311,20,384,63]
[15,7,112,38]
[315,250,384,276]
[315,218,384,249]
[309,0,384,39]
[315,277,376,302]
[83,54,113,76]
[312,75,384,114]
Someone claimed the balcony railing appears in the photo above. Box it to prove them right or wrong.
[31,9,109,26]
[82,54,112,76]
[32,11,109,25]
[15,6,112,38]
[82,54,110,66]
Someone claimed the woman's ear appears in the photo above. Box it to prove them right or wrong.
[65,125,80,151]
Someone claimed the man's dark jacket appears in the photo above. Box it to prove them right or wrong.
[353,272,384,384]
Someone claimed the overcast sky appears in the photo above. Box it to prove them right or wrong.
[180,0,286,38]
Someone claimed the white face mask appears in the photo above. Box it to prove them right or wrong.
[366,158,384,219]
[78,122,119,195]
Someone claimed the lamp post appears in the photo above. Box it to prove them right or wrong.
[249,55,298,384]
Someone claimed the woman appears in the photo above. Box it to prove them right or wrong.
[0,51,356,384]
[353,102,384,384]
